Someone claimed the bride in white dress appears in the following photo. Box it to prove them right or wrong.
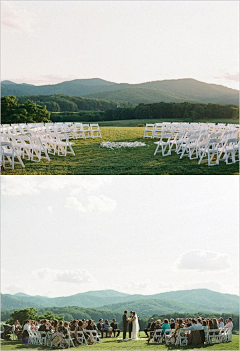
[131,311,140,340]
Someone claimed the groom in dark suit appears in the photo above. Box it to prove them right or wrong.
[122,310,128,339]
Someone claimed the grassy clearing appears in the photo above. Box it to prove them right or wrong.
[0,332,239,350]
[98,119,239,127]
[2,127,239,175]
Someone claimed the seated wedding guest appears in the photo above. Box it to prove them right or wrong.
[155,319,162,329]
[170,319,185,345]
[110,319,120,337]
[52,320,58,332]
[218,318,224,328]
[212,318,218,329]
[77,320,93,344]
[181,319,203,331]
[31,321,37,331]
[202,320,208,330]
[86,319,94,330]
[91,320,98,331]
[58,321,68,336]
[22,320,31,347]
[151,320,162,343]
[207,319,219,335]
[97,318,105,338]
[70,320,78,333]
[225,317,233,329]
[161,319,171,335]
[144,318,155,337]
[64,322,70,333]
[170,318,175,329]
[103,319,111,337]
[38,320,49,335]
[196,318,203,329]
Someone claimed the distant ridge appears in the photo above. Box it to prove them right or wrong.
[1,78,239,105]
[1,289,239,315]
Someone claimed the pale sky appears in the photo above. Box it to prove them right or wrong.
[1,176,239,298]
[1,1,239,89]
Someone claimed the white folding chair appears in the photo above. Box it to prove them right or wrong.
[198,138,220,166]
[154,132,173,156]
[144,124,155,138]
[1,141,25,169]
[151,329,163,344]
[76,331,88,345]
[82,124,92,138]
[208,329,221,344]
[89,330,101,343]
[90,124,102,138]
[219,137,239,164]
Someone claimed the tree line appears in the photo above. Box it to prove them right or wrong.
[1,96,50,124]
[2,308,239,333]
[51,102,239,123]
[2,96,239,125]
[17,95,135,112]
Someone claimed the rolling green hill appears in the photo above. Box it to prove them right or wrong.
[86,87,193,104]
[1,289,239,315]
[1,78,239,105]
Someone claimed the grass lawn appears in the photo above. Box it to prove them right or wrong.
[2,127,239,175]
[0,332,239,350]
[98,119,239,127]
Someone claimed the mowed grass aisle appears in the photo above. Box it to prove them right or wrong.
[2,127,239,175]
[0,332,239,350]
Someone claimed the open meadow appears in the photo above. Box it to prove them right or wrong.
[1,332,239,351]
[2,125,239,176]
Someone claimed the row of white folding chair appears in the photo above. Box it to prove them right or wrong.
[28,330,42,345]
[34,330,75,348]
[5,134,50,162]
[151,329,177,345]
[144,121,239,139]
[204,328,232,344]
[30,131,75,156]
[1,141,25,169]
[154,130,200,157]
[71,123,101,139]
[198,137,239,166]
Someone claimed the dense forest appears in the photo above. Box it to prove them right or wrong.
[1,96,239,125]
[51,102,239,123]
[17,94,135,112]
[1,96,50,124]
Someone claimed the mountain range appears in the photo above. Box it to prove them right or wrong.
[1,78,239,105]
[1,289,239,316]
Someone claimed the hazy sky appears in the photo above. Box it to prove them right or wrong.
[1,176,239,297]
[1,1,239,89]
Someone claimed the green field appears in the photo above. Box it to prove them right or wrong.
[97,118,239,127]
[2,126,239,175]
[1,332,239,350]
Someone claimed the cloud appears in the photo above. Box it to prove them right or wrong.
[1,2,37,32]
[65,196,87,213]
[4,284,23,294]
[35,268,95,284]
[214,72,239,82]
[87,195,117,212]
[176,250,231,272]
[122,280,150,292]
[1,176,112,196]
[65,195,117,213]
[1,177,40,196]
